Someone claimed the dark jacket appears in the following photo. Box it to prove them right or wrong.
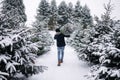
[54,33,70,47]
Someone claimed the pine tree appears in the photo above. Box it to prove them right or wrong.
[48,0,58,30]
[0,0,45,79]
[81,5,93,28]
[72,0,83,28]
[67,2,74,20]
[57,1,68,26]
[74,0,82,18]
[77,1,120,80]
[37,0,50,18]
[35,0,50,30]
[1,0,27,29]
[0,24,45,80]
[32,0,54,55]
[94,1,114,35]
[28,26,53,55]
[68,3,93,48]
[75,1,114,64]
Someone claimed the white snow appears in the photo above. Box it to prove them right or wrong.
[28,31,90,80]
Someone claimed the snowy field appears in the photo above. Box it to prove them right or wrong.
[27,31,90,80]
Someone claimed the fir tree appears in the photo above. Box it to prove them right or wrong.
[94,0,114,35]
[72,0,83,28]
[0,0,46,79]
[37,0,50,18]
[32,0,54,55]
[67,2,74,21]
[77,1,120,80]
[36,0,50,30]
[75,0,115,64]
[28,26,53,55]
[1,0,27,29]
[81,5,93,28]
[0,24,45,80]
[57,1,68,26]
[74,0,82,18]
[48,0,58,30]
[68,3,93,51]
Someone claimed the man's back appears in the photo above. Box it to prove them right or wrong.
[54,33,66,47]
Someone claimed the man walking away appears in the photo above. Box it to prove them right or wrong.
[54,28,70,66]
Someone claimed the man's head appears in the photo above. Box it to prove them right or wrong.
[55,28,60,32]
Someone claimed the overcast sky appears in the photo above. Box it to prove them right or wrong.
[23,0,120,26]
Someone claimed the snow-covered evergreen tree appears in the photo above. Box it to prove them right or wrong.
[32,0,54,55]
[68,3,93,56]
[94,3,114,35]
[81,5,93,28]
[0,24,46,80]
[37,0,50,17]
[28,26,53,55]
[0,0,46,79]
[78,1,120,80]
[35,0,50,30]
[72,0,83,29]
[67,2,74,20]
[78,0,114,64]
[74,0,82,18]
[48,0,58,30]
[1,0,27,29]
[57,1,68,26]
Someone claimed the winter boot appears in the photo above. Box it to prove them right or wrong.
[60,59,63,63]
[57,61,61,66]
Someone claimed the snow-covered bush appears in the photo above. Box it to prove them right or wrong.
[0,0,48,79]
[78,2,120,80]
[84,20,120,80]
[80,33,113,63]
[68,1,120,80]
[86,66,120,80]
[29,27,54,55]
[79,1,118,65]
[87,66,120,80]
[0,28,46,80]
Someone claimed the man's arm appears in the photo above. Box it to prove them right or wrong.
[54,34,57,39]
[63,34,70,37]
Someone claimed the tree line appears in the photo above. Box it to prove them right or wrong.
[34,0,93,30]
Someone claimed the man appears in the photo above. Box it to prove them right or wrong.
[54,28,70,66]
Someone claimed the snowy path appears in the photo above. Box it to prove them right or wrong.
[28,31,90,80]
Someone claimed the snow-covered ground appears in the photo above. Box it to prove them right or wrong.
[28,31,90,80]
